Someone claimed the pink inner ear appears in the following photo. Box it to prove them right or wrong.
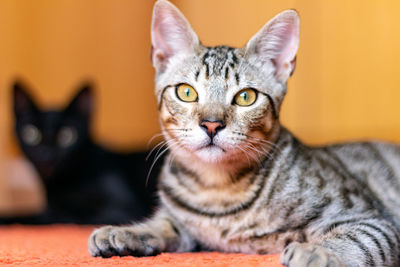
[251,10,299,80]
[152,19,173,60]
[273,23,298,74]
[151,1,198,67]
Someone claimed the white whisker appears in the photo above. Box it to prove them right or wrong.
[146,140,167,161]
[146,133,165,149]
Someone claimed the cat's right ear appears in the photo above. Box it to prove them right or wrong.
[13,80,39,117]
[65,83,93,119]
[151,0,199,71]
[245,10,300,83]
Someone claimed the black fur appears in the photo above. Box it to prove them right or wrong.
[3,80,162,224]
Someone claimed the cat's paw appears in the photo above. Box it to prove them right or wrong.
[280,242,343,267]
[88,225,163,258]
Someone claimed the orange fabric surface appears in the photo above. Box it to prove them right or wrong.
[0,225,283,266]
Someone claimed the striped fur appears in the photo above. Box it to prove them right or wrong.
[89,1,400,266]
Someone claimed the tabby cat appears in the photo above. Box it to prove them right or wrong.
[89,1,400,266]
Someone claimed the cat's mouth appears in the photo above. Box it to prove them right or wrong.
[198,143,226,153]
[192,142,230,163]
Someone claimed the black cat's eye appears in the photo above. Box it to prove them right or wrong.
[175,83,198,102]
[233,88,258,106]
[21,124,42,146]
[57,126,77,147]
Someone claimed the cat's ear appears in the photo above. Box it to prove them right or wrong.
[13,80,39,117]
[65,83,93,118]
[245,10,300,83]
[151,0,199,71]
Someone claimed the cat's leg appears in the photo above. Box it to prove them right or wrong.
[88,208,194,257]
[281,218,400,267]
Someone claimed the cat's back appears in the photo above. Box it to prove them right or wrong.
[319,140,400,225]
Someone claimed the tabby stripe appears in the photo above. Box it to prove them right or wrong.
[224,67,229,80]
[220,229,229,238]
[160,173,264,217]
[231,50,238,64]
[252,198,331,240]
[365,143,396,180]
[358,222,395,251]
[260,92,278,119]
[298,230,307,242]
[357,228,386,263]
[381,221,400,251]
[323,148,388,212]
[321,148,353,181]
[365,143,400,199]
[251,212,325,240]
[202,50,210,79]
[160,181,255,217]
[323,217,373,234]
[306,248,319,266]
[228,165,257,184]
[160,151,277,217]
[283,198,304,219]
[265,138,300,206]
[381,222,400,262]
[165,218,180,236]
[205,63,210,79]
[158,85,173,110]
[195,70,200,81]
[345,233,375,266]
[315,171,327,189]
[325,219,397,262]
[174,172,196,194]
[171,161,211,189]
[235,73,240,85]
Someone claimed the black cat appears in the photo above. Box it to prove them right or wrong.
[4,80,161,224]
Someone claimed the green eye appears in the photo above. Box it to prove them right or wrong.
[233,88,257,106]
[176,84,198,102]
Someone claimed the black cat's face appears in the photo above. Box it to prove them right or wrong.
[13,81,93,180]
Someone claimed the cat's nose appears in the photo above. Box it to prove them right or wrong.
[200,119,226,138]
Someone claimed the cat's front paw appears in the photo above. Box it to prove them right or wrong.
[88,225,163,258]
[280,242,343,267]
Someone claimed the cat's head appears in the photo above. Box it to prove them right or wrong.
[151,0,299,168]
[13,80,93,180]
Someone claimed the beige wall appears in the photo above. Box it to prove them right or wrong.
[1,0,400,212]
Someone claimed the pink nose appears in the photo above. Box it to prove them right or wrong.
[200,120,225,138]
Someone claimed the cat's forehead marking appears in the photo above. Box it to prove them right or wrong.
[201,46,240,83]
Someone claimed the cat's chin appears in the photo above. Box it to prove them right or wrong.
[193,145,228,163]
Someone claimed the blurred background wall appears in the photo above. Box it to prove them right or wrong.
[1,0,400,214]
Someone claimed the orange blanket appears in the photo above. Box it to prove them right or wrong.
[0,225,283,266]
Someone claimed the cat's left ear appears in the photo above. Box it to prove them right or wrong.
[151,0,199,71]
[13,80,40,117]
[245,10,300,83]
[65,83,93,118]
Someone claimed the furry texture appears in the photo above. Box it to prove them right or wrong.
[89,1,400,266]
[10,80,159,224]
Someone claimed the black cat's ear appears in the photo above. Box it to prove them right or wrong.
[65,83,93,118]
[13,79,39,117]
